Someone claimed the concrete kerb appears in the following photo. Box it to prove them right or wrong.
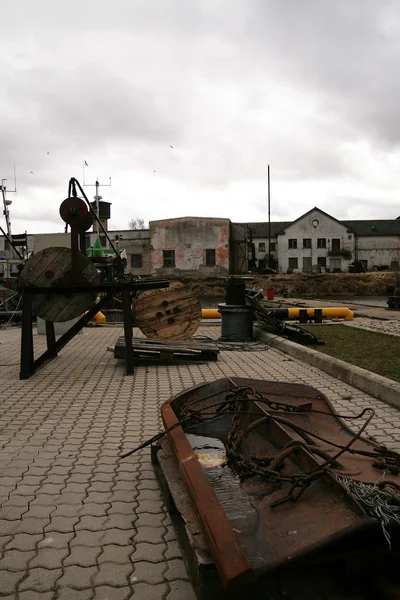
[254,325,400,410]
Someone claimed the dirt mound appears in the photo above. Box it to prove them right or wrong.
[168,272,398,299]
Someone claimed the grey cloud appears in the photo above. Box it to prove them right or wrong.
[1,0,400,231]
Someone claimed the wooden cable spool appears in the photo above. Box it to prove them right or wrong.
[134,281,201,340]
[19,247,100,322]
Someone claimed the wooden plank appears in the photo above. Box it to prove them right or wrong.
[114,337,219,363]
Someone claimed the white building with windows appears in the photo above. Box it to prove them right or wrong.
[239,207,400,274]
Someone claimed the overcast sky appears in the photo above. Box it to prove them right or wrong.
[1,0,400,234]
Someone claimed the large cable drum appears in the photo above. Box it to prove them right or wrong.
[134,281,201,340]
[19,247,100,322]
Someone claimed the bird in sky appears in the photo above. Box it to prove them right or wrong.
[47,152,49,154]
[30,171,33,174]
[170,145,174,149]
[85,160,88,166]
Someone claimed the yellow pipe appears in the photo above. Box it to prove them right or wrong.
[83,311,107,324]
[287,307,354,321]
[201,308,221,319]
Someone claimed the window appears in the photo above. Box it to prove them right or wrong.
[258,242,265,252]
[270,242,276,252]
[288,239,297,249]
[163,249,175,268]
[303,238,312,249]
[330,258,341,271]
[130,254,142,268]
[317,238,326,248]
[0,264,4,276]
[288,257,298,270]
[205,249,216,267]
[331,238,341,252]
[9,264,19,276]
[317,257,327,268]
[303,257,312,272]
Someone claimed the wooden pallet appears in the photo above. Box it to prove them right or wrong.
[151,439,224,600]
[114,337,219,363]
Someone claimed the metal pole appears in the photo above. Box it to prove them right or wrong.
[267,164,271,268]
[95,180,100,237]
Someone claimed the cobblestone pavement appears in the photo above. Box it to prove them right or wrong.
[345,317,400,337]
[0,326,399,599]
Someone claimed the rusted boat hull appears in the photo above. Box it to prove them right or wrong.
[161,377,400,593]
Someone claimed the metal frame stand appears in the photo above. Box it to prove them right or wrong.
[19,280,168,380]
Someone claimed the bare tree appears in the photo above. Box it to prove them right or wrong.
[129,218,146,230]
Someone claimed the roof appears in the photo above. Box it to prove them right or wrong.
[149,216,229,224]
[235,222,291,237]
[340,220,400,236]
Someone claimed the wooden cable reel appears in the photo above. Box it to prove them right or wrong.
[134,281,201,340]
[19,197,100,322]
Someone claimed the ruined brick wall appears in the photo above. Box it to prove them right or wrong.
[149,217,230,275]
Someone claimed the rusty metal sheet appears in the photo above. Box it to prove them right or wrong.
[161,377,400,591]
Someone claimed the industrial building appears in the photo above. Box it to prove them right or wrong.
[1,205,399,277]
[239,207,400,274]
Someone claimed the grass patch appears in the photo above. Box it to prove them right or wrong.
[300,325,400,383]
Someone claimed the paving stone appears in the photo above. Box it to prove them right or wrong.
[98,544,134,565]
[56,588,94,600]
[93,562,133,587]
[57,565,98,589]
[0,506,28,520]
[29,547,69,569]
[5,494,34,507]
[39,531,75,549]
[18,567,63,592]
[0,569,26,594]
[30,494,60,506]
[2,326,400,600]
[45,516,79,533]
[165,558,189,581]
[0,549,37,576]
[51,504,84,518]
[79,503,110,517]
[18,518,50,535]
[107,502,137,516]
[131,542,166,563]
[19,592,54,600]
[64,545,102,567]
[0,535,13,554]
[92,586,131,599]
[166,579,197,600]
[100,529,134,546]
[164,540,183,560]
[24,505,56,519]
[136,501,165,515]
[134,513,165,528]
[131,561,166,585]
[133,527,166,545]
[70,530,104,547]
[103,515,133,530]
[0,519,19,535]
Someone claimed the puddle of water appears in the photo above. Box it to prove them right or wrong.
[187,432,269,568]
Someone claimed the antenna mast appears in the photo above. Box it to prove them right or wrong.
[84,176,112,238]
[1,166,18,256]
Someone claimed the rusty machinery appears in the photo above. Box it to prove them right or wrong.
[18,177,169,379]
